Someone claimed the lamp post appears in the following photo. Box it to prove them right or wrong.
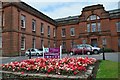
[102,45,105,60]
[28,50,31,59]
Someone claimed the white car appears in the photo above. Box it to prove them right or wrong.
[25,48,43,56]
[79,44,101,54]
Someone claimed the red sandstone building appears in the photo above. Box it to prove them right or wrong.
[0,2,120,56]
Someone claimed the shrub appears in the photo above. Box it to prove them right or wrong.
[103,48,114,52]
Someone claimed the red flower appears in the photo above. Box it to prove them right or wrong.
[74,71,78,75]
[21,72,24,75]
[2,57,96,75]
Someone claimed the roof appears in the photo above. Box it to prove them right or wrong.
[3,2,119,26]
[55,8,120,26]
[55,15,80,26]
[108,9,120,19]
[3,2,57,26]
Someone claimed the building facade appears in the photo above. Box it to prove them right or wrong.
[1,2,120,56]
[56,4,120,52]
[1,2,57,56]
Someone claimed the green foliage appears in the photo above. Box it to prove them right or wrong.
[62,49,68,54]
[104,48,114,52]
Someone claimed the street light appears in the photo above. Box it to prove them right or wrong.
[102,45,105,60]
[28,50,31,59]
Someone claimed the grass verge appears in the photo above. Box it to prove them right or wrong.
[96,60,119,79]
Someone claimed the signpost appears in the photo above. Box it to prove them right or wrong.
[43,46,62,59]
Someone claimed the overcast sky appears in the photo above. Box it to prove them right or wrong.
[21,0,119,19]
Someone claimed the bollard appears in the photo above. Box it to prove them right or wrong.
[28,50,31,59]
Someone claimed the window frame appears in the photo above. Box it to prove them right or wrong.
[53,28,56,37]
[21,15,26,28]
[32,19,36,31]
[41,39,44,48]
[91,23,97,32]
[71,40,75,48]
[70,27,75,36]
[87,24,90,32]
[61,28,66,37]
[87,15,100,21]
[102,38,107,46]
[118,38,120,47]
[62,41,66,49]
[48,40,50,48]
[32,38,35,48]
[21,36,25,50]
[97,22,101,32]
[0,36,2,48]
[116,22,120,32]
[48,26,50,36]
[41,23,44,33]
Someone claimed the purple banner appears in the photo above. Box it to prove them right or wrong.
[44,48,60,59]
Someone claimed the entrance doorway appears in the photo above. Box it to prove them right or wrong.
[91,39,98,47]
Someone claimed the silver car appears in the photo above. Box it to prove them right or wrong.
[79,44,101,54]
[25,48,43,56]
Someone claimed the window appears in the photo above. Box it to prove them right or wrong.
[90,15,96,20]
[61,28,66,37]
[0,26,1,33]
[98,22,101,31]
[48,40,50,48]
[102,38,107,46]
[21,36,25,50]
[62,41,66,49]
[116,22,120,32]
[0,16,1,26]
[87,15,100,21]
[32,19,36,31]
[91,23,96,32]
[0,36,2,48]
[97,16,100,19]
[87,24,90,32]
[48,26,50,35]
[41,23,44,33]
[118,38,120,47]
[54,41,56,48]
[71,40,75,48]
[32,38,35,48]
[53,28,56,37]
[70,28,75,36]
[87,15,100,32]
[82,39,86,44]
[21,15,26,28]
[41,39,44,48]
[3,13,5,27]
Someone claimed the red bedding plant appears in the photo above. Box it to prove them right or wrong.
[2,57,96,76]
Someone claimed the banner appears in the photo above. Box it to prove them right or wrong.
[43,46,62,59]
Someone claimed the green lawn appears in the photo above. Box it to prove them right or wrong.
[96,60,119,79]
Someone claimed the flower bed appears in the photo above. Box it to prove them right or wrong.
[1,57,96,79]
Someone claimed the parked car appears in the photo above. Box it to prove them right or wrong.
[25,48,43,56]
[69,44,101,55]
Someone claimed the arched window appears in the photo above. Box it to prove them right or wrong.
[87,15,101,32]
[87,15,100,21]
